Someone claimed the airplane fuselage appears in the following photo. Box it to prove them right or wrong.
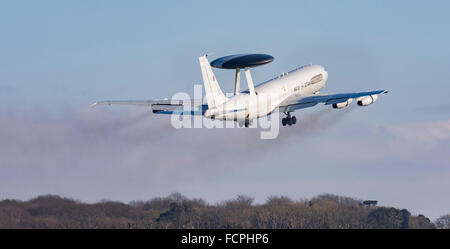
[205,65,328,122]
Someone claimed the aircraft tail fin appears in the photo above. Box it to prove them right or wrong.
[199,56,228,108]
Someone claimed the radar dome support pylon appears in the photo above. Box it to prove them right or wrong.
[234,68,241,96]
[244,67,256,96]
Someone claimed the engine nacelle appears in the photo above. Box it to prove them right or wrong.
[332,99,353,109]
[357,95,378,106]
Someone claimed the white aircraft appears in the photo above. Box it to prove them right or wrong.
[91,54,388,127]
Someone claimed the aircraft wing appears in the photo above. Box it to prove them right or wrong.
[89,99,207,115]
[278,90,388,112]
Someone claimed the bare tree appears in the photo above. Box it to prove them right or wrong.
[435,214,450,229]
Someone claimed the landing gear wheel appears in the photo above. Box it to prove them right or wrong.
[244,120,250,128]
[282,112,297,126]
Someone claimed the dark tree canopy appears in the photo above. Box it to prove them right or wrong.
[0,193,437,229]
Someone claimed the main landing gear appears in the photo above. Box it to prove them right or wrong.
[282,112,297,126]
[238,119,252,128]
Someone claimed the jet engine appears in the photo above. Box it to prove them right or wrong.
[332,99,353,109]
[357,95,378,106]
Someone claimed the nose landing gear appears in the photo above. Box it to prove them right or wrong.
[282,112,297,126]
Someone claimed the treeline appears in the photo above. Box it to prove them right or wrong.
[0,193,443,229]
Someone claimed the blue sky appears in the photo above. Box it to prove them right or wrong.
[1,0,450,220]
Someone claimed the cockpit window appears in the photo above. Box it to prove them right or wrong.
[310,74,323,84]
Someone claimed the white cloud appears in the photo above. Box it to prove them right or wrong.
[1,107,449,219]
[388,119,450,144]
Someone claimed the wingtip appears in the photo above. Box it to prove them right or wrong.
[88,102,98,108]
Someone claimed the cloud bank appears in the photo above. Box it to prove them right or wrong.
[0,106,449,219]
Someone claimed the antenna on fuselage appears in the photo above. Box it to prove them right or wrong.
[210,54,274,96]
